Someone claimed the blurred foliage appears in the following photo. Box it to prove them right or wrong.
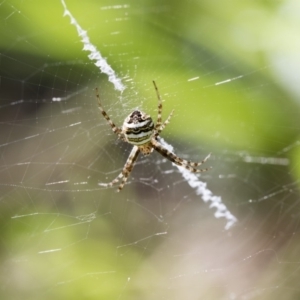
[1,0,300,152]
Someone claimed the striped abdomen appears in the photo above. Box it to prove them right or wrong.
[122,110,154,145]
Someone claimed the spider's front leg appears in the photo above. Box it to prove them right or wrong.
[98,146,140,192]
[152,139,211,173]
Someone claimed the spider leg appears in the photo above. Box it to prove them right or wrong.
[156,109,174,136]
[152,139,210,173]
[184,152,211,167]
[152,81,163,130]
[98,146,140,192]
[95,88,123,137]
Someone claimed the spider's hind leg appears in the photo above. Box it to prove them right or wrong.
[156,109,174,136]
[95,88,123,136]
[152,81,163,130]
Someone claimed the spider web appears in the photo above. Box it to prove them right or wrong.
[1,0,300,299]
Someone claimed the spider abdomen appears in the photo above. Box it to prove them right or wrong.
[123,110,154,145]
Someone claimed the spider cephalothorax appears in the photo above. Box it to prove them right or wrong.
[96,81,210,192]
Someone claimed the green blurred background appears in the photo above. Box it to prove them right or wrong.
[1,0,300,299]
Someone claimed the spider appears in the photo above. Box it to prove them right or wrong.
[96,81,210,192]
